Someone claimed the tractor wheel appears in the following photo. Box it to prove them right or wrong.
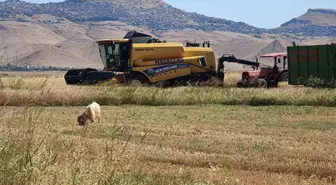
[279,72,289,82]
[255,78,268,88]
[236,80,243,88]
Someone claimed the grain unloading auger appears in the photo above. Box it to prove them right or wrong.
[64,31,225,87]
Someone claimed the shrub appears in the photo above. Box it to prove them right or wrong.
[306,77,325,88]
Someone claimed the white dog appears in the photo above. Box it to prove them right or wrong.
[77,102,101,126]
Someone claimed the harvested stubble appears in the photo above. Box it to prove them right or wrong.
[1,105,336,185]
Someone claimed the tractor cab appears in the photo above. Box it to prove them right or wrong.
[259,52,288,85]
[260,52,287,70]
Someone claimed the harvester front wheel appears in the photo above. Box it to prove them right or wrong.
[130,72,150,86]
[129,80,143,87]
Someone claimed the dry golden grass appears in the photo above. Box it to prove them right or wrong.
[1,105,336,184]
[223,72,241,87]
[1,74,336,107]
[0,71,66,77]
[1,73,336,184]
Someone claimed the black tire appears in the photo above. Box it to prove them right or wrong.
[129,80,143,86]
[237,81,243,88]
[255,78,268,88]
[131,72,150,86]
[279,72,289,82]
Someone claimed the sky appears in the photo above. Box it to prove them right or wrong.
[2,0,336,28]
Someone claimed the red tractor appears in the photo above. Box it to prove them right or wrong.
[218,53,288,88]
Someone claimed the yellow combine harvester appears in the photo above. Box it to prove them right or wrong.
[64,31,225,86]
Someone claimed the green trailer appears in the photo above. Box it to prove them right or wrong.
[287,43,336,86]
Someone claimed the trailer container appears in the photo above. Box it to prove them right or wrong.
[287,43,336,85]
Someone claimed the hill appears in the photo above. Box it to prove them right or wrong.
[274,9,336,36]
[0,17,157,69]
[1,17,335,70]
[0,0,264,35]
[0,18,274,70]
[1,0,336,70]
[2,0,336,37]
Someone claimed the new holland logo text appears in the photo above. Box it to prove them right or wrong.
[144,64,189,77]
[155,58,184,65]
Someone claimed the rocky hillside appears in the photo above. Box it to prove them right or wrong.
[0,0,264,34]
[0,18,276,69]
[2,0,336,37]
[1,0,336,70]
[2,0,336,36]
[274,9,336,36]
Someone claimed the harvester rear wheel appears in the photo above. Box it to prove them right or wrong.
[207,76,223,87]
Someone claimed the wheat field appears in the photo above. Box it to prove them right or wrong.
[1,73,336,107]
[0,72,336,185]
